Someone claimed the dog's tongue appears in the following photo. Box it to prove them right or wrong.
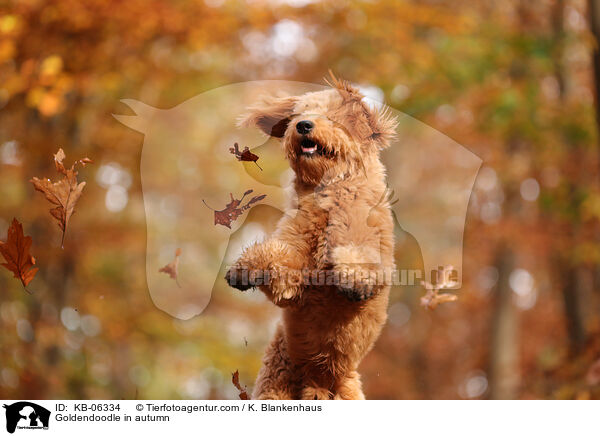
[302,144,317,153]
[301,139,318,154]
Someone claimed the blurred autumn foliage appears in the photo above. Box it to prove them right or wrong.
[2,0,600,400]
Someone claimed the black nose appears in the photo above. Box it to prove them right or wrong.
[296,120,314,135]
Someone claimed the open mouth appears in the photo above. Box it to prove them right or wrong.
[300,138,322,157]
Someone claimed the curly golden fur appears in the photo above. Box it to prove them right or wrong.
[226,76,397,400]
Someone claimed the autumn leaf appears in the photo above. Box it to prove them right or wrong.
[0,218,39,292]
[231,370,250,400]
[202,190,267,229]
[420,265,458,310]
[586,358,600,386]
[229,142,263,170]
[159,248,181,288]
[420,289,458,310]
[30,148,93,248]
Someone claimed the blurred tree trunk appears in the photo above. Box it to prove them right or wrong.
[550,0,587,353]
[488,246,519,399]
[588,0,600,322]
[552,0,566,96]
[589,0,600,124]
[559,261,586,352]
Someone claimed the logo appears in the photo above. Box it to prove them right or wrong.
[2,402,50,434]
[113,81,481,319]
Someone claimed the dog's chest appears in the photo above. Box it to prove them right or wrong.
[297,183,360,268]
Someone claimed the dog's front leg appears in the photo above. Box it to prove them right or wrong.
[326,200,394,302]
[225,239,305,304]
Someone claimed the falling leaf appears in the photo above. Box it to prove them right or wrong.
[586,358,600,386]
[420,290,458,310]
[420,265,458,310]
[202,190,266,229]
[0,218,39,292]
[159,248,181,288]
[30,148,93,248]
[229,142,263,170]
[231,370,250,400]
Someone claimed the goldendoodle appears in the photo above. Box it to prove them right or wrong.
[226,75,397,399]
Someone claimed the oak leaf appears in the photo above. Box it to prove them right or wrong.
[30,148,93,248]
[231,370,250,400]
[420,290,458,310]
[420,265,458,310]
[0,218,39,292]
[159,248,181,287]
[229,142,262,170]
[202,190,266,229]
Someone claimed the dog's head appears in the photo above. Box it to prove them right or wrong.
[240,76,397,186]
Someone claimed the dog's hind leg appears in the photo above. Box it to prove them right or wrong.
[333,371,365,400]
[252,324,297,400]
[300,385,333,400]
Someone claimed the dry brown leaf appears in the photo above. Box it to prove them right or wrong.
[420,289,458,310]
[231,370,250,400]
[159,248,181,287]
[202,190,266,229]
[420,265,458,310]
[229,142,263,170]
[30,148,93,248]
[0,218,39,292]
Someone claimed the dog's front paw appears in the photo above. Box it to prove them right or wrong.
[335,282,377,302]
[268,266,303,304]
[332,265,379,302]
[330,245,382,301]
[225,265,268,291]
[225,266,252,291]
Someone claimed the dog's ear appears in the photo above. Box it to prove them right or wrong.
[239,95,297,138]
[326,71,364,102]
[367,106,398,149]
[327,72,398,149]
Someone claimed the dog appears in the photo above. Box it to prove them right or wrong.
[225,75,397,399]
